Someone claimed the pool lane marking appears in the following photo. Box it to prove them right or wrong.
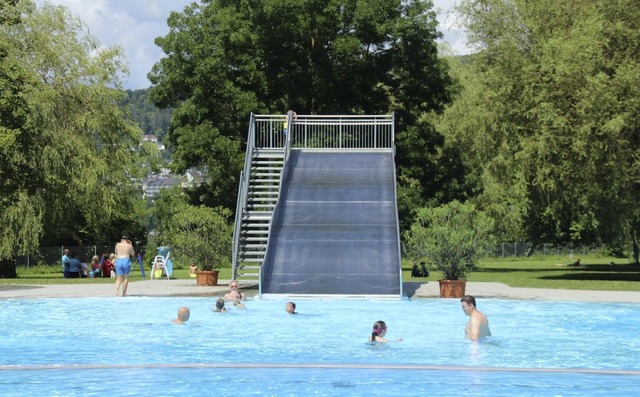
[2,363,640,376]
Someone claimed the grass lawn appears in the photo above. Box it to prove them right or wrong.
[404,255,640,291]
[3,255,639,292]
[0,266,234,285]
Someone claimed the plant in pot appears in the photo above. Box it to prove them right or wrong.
[405,200,494,298]
[169,204,233,286]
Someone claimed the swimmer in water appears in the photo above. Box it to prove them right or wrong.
[214,298,226,312]
[173,307,190,324]
[285,301,296,314]
[368,320,402,343]
[460,295,491,340]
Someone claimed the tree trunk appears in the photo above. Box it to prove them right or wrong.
[632,230,639,265]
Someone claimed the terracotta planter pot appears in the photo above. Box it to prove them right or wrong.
[196,270,219,286]
[438,279,466,298]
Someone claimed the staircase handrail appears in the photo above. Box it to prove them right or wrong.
[231,113,257,279]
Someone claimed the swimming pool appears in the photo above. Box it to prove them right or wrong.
[1,297,639,396]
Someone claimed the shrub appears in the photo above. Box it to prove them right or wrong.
[405,200,495,280]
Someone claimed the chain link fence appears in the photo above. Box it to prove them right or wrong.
[483,242,600,258]
[16,242,602,268]
[15,245,148,268]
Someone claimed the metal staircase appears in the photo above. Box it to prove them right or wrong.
[232,113,289,281]
[234,148,284,280]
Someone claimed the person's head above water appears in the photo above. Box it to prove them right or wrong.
[369,320,389,342]
[173,306,190,324]
[285,301,296,314]
[215,298,226,311]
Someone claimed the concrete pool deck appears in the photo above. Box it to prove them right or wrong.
[1,279,639,302]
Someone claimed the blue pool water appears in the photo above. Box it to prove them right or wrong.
[1,297,639,396]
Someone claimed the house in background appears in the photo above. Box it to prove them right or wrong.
[142,168,206,199]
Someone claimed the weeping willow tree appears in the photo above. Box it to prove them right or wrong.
[0,1,142,274]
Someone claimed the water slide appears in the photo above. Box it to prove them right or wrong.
[260,150,402,296]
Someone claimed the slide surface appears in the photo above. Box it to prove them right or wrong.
[261,150,401,295]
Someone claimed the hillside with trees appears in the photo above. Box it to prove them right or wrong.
[125,88,173,143]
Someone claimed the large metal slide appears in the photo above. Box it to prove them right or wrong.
[260,149,402,296]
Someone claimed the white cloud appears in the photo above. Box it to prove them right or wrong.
[36,0,193,90]
[431,0,470,55]
[35,0,469,90]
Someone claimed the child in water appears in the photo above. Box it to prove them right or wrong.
[368,320,403,343]
[213,298,226,312]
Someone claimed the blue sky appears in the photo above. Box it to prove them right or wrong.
[36,0,468,90]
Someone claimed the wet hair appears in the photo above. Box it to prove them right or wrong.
[460,295,477,308]
[286,302,296,313]
[216,298,225,311]
[371,320,387,341]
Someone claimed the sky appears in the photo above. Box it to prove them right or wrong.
[35,0,468,90]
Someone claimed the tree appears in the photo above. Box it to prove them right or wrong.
[149,0,463,226]
[0,1,145,270]
[444,0,640,249]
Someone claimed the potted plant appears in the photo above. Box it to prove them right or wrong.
[405,200,494,298]
[169,204,233,286]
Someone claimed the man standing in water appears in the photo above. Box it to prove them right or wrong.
[114,235,135,296]
[461,295,491,340]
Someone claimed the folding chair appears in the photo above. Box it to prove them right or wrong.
[150,253,171,280]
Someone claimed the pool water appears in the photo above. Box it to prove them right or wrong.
[1,297,639,396]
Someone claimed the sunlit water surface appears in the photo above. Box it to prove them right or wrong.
[1,296,639,396]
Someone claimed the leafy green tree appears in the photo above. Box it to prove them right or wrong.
[404,200,495,280]
[0,1,145,269]
[147,187,232,270]
[169,204,233,271]
[149,0,463,225]
[444,0,640,250]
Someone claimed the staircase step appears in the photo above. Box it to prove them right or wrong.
[240,228,269,233]
[243,214,272,221]
[240,243,267,249]
[238,265,262,270]
[246,205,276,211]
[241,235,268,243]
[238,256,265,262]
[247,197,278,202]
[248,188,280,193]
[249,178,281,183]
[252,166,284,171]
